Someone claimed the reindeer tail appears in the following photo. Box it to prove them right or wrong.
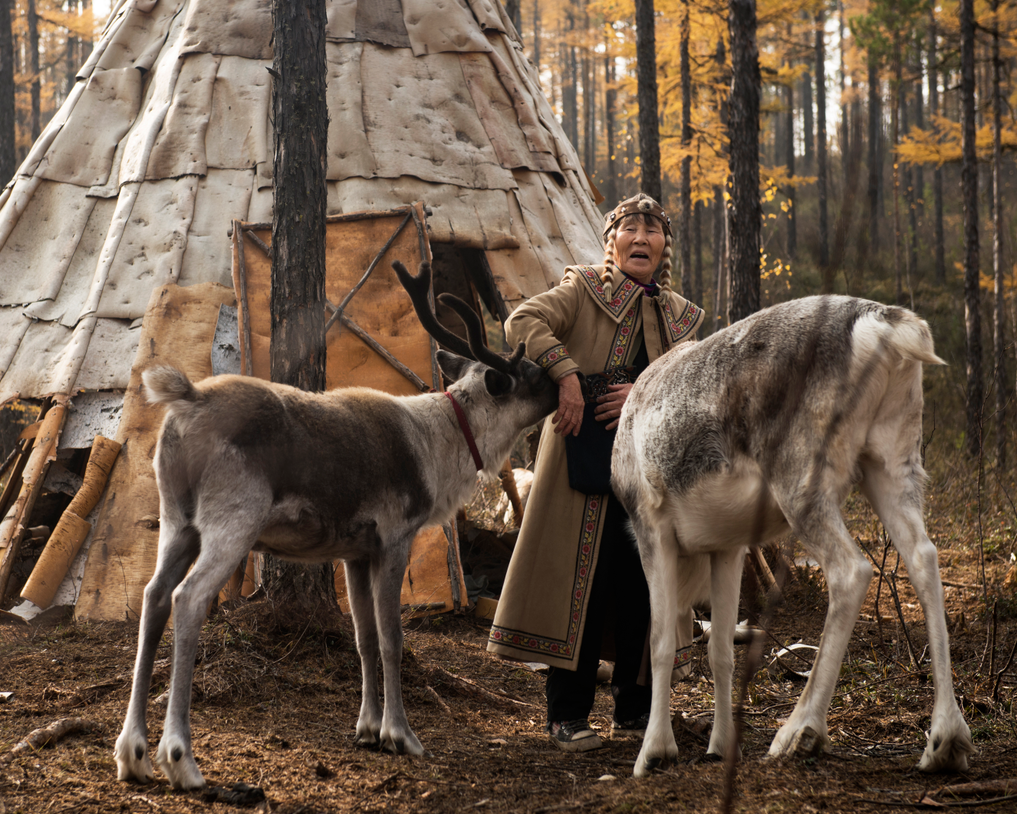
[888,311,947,367]
[142,366,199,405]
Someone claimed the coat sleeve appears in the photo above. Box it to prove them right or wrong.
[504,273,585,383]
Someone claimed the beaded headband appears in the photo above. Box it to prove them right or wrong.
[602,192,672,239]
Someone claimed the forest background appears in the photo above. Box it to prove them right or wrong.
[0,0,1015,568]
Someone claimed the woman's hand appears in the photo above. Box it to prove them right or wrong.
[594,383,632,430]
[552,373,584,436]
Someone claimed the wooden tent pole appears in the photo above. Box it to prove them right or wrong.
[0,399,68,601]
[20,435,121,609]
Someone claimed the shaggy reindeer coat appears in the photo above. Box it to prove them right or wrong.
[487,265,703,669]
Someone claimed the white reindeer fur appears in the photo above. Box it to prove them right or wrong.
[611,295,974,778]
[115,343,556,790]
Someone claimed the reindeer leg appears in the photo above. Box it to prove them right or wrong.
[156,488,267,790]
[861,463,974,772]
[705,547,745,761]
[769,511,872,761]
[373,532,424,756]
[345,557,383,749]
[633,520,682,778]
[115,517,199,784]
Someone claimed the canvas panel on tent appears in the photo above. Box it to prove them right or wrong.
[0,0,605,620]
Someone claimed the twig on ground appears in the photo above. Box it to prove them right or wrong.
[992,633,1017,703]
[426,666,536,708]
[1,717,96,762]
[425,685,452,714]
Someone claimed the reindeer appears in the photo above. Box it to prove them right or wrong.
[610,295,975,778]
[114,261,557,790]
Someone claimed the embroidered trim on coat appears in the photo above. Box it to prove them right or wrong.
[606,304,639,372]
[536,343,571,372]
[660,298,703,344]
[574,266,641,319]
[488,495,604,660]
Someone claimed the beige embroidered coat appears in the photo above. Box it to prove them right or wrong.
[486,265,704,669]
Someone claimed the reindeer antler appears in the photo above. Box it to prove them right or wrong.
[437,294,520,376]
[393,260,520,375]
[392,260,475,359]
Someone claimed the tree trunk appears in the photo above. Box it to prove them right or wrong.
[713,184,727,332]
[785,29,796,261]
[266,0,336,613]
[634,0,662,202]
[604,48,618,204]
[693,199,703,306]
[28,0,40,141]
[900,58,917,286]
[991,0,1006,469]
[562,5,579,151]
[712,36,728,332]
[867,57,880,258]
[586,52,595,175]
[532,0,541,73]
[727,0,761,323]
[504,0,522,34]
[913,48,924,217]
[838,0,849,184]
[929,10,945,284]
[891,35,903,305]
[801,23,814,174]
[960,0,983,458]
[815,11,829,284]
[679,0,692,297]
[0,0,15,187]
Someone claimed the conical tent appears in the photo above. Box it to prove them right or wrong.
[0,0,604,620]
[0,0,602,408]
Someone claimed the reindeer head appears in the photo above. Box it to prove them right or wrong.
[392,260,558,423]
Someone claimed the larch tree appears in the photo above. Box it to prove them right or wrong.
[928,8,945,284]
[815,8,830,287]
[28,0,40,141]
[265,0,336,614]
[867,55,881,258]
[783,23,796,261]
[727,0,761,323]
[679,0,692,297]
[990,0,1006,469]
[635,0,662,201]
[960,0,982,458]
[0,0,14,187]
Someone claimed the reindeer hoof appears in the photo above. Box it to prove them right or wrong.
[789,726,825,760]
[354,733,381,751]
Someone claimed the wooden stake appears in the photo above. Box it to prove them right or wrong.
[20,436,121,609]
[0,401,67,601]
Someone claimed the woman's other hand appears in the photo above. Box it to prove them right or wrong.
[594,383,632,430]
[552,373,584,436]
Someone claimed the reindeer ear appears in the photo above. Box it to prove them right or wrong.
[436,349,469,384]
[484,368,513,397]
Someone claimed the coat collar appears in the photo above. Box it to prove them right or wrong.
[566,265,704,345]
[567,265,642,322]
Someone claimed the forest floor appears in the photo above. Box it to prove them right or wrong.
[1,491,1016,814]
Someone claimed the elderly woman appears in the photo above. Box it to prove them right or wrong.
[487,193,704,752]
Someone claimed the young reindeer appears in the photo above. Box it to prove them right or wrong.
[114,260,557,790]
[611,295,975,778]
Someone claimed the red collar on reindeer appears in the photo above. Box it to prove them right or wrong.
[445,391,484,471]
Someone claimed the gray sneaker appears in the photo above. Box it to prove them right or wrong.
[611,712,651,736]
[547,719,603,752]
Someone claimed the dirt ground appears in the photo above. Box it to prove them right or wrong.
[2,506,1016,814]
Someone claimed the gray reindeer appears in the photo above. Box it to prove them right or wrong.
[611,296,974,777]
[114,261,557,790]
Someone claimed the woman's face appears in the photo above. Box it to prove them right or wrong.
[612,215,665,283]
